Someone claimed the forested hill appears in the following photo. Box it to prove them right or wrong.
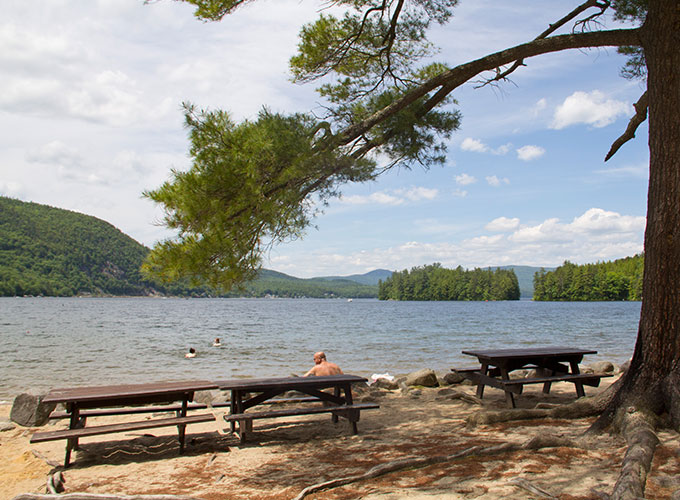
[533,255,644,301]
[0,197,381,297]
[0,197,162,296]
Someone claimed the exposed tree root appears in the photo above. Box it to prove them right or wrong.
[291,435,580,500]
[463,371,677,500]
[466,375,622,427]
[46,472,65,494]
[508,477,558,499]
[611,408,660,500]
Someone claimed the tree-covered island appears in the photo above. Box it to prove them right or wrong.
[379,264,520,301]
[533,254,644,301]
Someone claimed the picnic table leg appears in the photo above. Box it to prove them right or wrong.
[499,368,516,408]
[542,368,553,394]
[342,383,358,434]
[230,391,237,433]
[542,380,553,394]
[64,405,81,467]
[331,386,341,424]
[177,399,188,453]
[231,391,249,443]
[570,360,586,398]
[476,363,489,399]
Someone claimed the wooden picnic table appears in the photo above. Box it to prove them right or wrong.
[459,346,610,408]
[214,374,378,442]
[34,380,218,466]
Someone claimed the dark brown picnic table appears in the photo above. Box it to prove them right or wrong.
[33,380,218,466]
[459,346,610,408]
[214,374,378,442]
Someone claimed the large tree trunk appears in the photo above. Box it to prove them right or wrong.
[595,0,680,437]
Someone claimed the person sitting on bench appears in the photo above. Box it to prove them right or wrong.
[304,351,343,376]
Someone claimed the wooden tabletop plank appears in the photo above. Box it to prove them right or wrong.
[43,380,218,404]
[214,374,367,391]
[461,346,597,361]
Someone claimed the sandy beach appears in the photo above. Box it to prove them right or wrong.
[2,376,679,500]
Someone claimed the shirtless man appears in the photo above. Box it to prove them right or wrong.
[303,351,343,377]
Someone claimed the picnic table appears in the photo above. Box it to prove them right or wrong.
[457,346,612,408]
[31,380,218,467]
[214,374,379,442]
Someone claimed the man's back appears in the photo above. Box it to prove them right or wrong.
[312,360,343,376]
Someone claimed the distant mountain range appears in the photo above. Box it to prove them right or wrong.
[0,196,547,298]
[497,265,554,298]
[316,269,394,286]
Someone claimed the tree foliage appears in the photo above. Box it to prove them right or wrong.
[144,105,381,289]
[533,254,644,301]
[379,263,520,301]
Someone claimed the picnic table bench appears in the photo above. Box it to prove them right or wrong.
[30,380,218,467]
[32,376,378,466]
[456,347,613,408]
[215,374,379,443]
[46,397,319,422]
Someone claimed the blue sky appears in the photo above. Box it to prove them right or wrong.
[0,0,648,278]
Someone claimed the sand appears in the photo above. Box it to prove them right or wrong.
[2,378,679,500]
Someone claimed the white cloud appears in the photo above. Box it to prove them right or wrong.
[460,137,511,155]
[0,180,22,197]
[461,137,488,152]
[452,189,468,198]
[570,208,644,234]
[510,208,645,243]
[493,143,512,155]
[340,187,438,206]
[516,145,545,161]
[595,163,649,179]
[455,173,477,185]
[551,90,631,129]
[533,98,547,115]
[486,175,509,187]
[398,187,439,202]
[26,140,83,168]
[485,217,520,232]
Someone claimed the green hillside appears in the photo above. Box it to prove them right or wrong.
[0,197,379,298]
[240,269,378,298]
[0,197,160,296]
[317,269,393,286]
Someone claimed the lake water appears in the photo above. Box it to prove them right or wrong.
[0,297,641,402]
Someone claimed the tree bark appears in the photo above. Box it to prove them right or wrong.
[587,1,680,497]
[595,0,680,431]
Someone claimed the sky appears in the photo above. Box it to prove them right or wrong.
[0,0,649,278]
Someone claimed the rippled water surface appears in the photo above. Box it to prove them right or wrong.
[0,297,640,400]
